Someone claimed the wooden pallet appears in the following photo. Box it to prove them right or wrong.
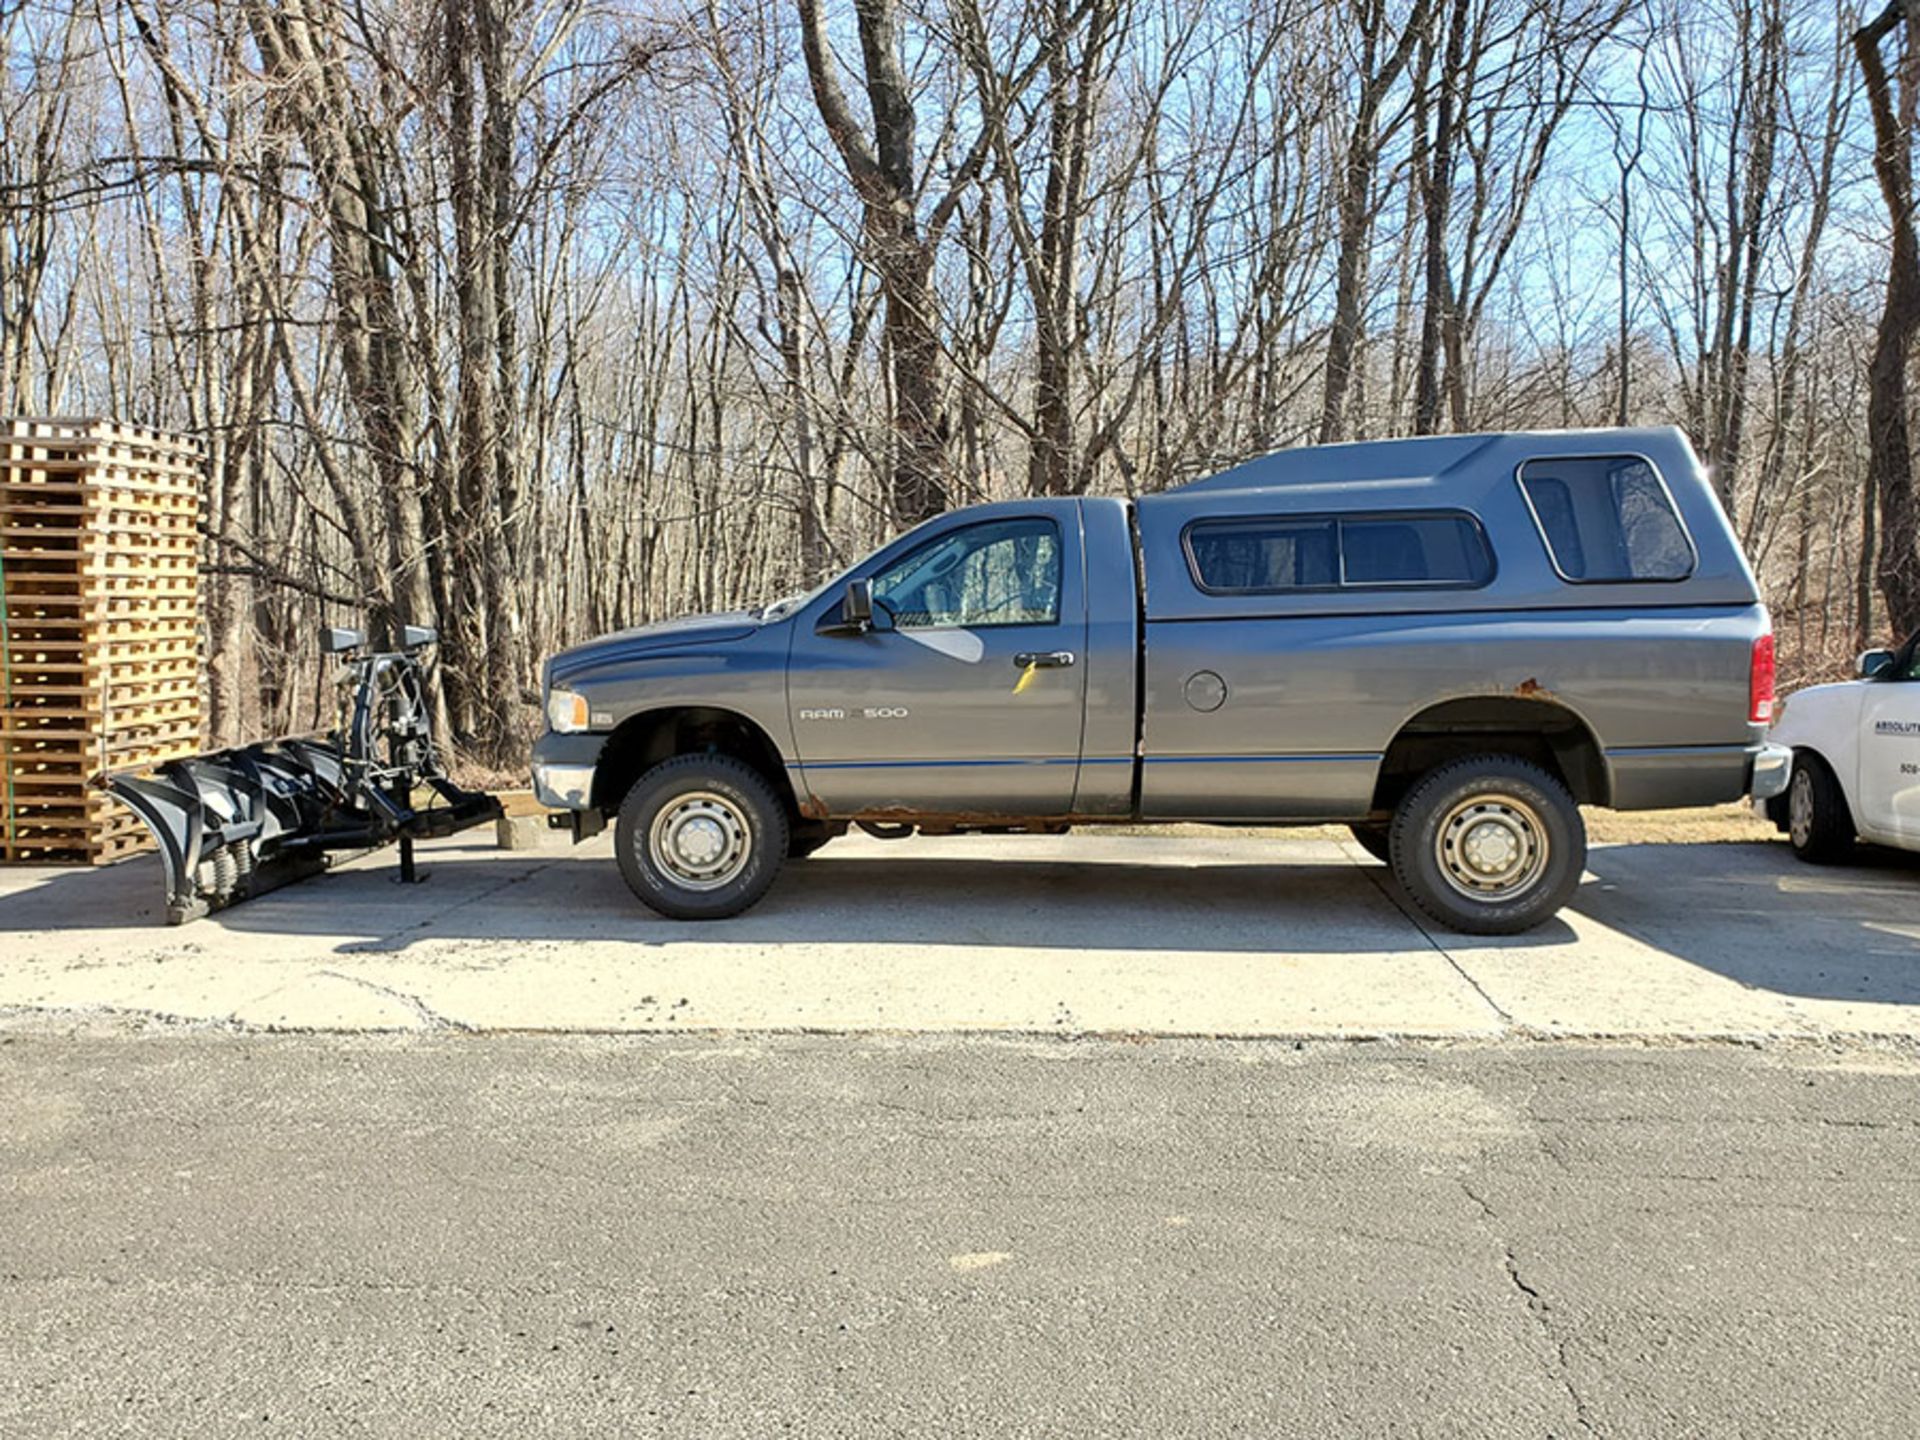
[1,417,205,864]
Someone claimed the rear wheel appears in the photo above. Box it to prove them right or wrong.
[1388,755,1585,936]
[1787,754,1854,864]
[615,754,788,919]
[1348,823,1391,863]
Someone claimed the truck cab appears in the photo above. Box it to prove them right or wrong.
[533,427,1787,935]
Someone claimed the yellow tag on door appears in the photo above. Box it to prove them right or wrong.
[1012,663,1039,695]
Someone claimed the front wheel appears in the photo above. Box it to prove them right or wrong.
[1388,755,1585,936]
[615,754,788,919]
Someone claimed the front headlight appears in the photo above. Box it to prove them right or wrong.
[547,686,590,733]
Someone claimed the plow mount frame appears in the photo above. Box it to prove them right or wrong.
[102,626,502,924]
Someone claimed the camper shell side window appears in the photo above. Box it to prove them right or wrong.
[1516,454,1697,583]
[1181,510,1496,595]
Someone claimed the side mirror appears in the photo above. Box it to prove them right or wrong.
[819,578,892,637]
[321,626,365,655]
[844,578,874,631]
[401,624,438,652]
[1860,649,1897,679]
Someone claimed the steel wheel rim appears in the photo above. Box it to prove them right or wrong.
[1435,792,1548,902]
[647,791,752,891]
[1789,767,1814,848]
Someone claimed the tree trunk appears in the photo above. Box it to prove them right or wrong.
[796,0,951,527]
[1318,0,1430,444]
[1707,0,1785,516]
[1413,0,1466,435]
[244,0,439,647]
[1026,0,1113,495]
[1855,0,1920,638]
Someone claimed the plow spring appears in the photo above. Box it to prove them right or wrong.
[102,625,502,924]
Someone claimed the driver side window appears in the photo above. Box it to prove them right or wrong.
[1896,634,1920,681]
[871,518,1062,630]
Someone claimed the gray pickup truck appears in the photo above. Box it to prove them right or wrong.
[533,427,1788,934]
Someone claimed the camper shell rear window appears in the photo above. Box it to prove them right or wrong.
[1516,454,1695,583]
[1183,511,1495,594]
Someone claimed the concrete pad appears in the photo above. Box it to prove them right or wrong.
[0,829,1915,1041]
[1560,840,1920,1038]
[1440,918,1827,1040]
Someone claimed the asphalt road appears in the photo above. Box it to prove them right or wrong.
[3,830,1918,1041]
[4,1031,1918,1437]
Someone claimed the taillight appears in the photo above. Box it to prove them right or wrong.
[1750,633,1776,724]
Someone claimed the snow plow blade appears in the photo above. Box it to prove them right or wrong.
[100,627,502,924]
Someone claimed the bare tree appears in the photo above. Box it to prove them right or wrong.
[794,0,983,525]
[1410,0,1630,434]
[1854,0,1920,637]
[0,3,91,413]
[1318,0,1432,444]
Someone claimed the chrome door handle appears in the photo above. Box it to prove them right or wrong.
[1014,651,1076,668]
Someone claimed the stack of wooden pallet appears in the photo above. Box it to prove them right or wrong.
[0,418,203,863]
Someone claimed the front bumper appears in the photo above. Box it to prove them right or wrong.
[530,730,606,810]
[1748,742,1792,801]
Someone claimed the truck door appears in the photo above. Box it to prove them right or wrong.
[1858,633,1920,842]
[787,503,1088,816]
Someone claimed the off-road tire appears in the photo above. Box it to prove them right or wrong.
[615,754,788,920]
[1388,754,1585,936]
[1348,823,1391,863]
[1786,752,1854,864]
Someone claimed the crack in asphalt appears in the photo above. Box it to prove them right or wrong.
[1523,1071,1575,1175]
[1462,1176,1599,1436]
